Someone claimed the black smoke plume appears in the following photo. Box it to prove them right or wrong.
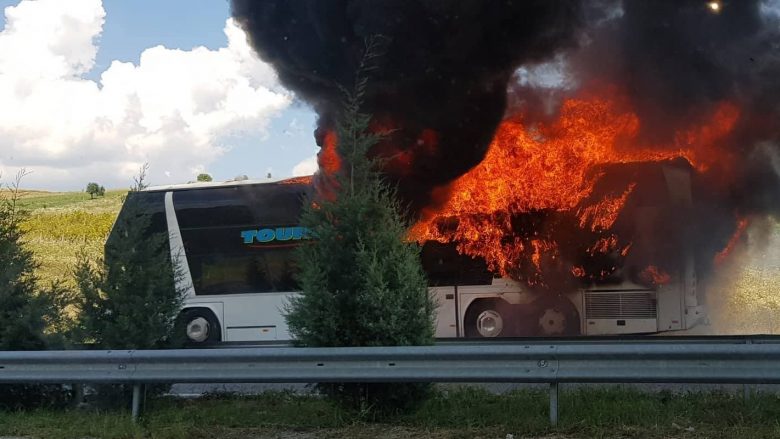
[544,0,780,214]
[503,0,780,262]
[232,0,780,289]
[231,0,582,210]
[618,0,780,216]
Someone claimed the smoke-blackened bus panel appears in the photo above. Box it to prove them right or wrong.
[173,183,309,296]
[421,241,494,287]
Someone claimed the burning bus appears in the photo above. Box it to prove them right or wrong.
[107,157,706,345]
[103,0,780,345]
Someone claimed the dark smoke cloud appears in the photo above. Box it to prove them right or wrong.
[511,1,780,211]
[512,0,780,280]
[586,1,778,140]
[580,0,780,217]
[231,0,582,210]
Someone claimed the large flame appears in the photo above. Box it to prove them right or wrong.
[409,90,739,288]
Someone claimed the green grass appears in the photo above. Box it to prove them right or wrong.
[2,387,780,439]
[12,189,126,212]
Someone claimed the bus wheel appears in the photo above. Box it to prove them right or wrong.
[180,309,221,345]
[531,295,580,336]
[464,299,513,338]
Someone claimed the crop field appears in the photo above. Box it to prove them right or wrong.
[5,189,127,287]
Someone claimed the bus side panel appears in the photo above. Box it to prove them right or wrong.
[220,293,294,341]
[656,284,684,332]
[430,286,457,338]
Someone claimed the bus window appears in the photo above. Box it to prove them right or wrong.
[174,188,253,228]
[105,191,167,255]
[174,184,308,229]
[187,246,299,295]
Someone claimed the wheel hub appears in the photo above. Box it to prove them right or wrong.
[476,310,503,337]
[538,307,567,335]
[186,317,210,342]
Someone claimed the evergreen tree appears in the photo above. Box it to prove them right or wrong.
[0,171,70,409]
[285,40,435,414]
[75,165,185,349]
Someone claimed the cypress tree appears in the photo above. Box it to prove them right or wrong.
[285,40,436,414]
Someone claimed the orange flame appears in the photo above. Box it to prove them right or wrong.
[640,265,672,285]
[319,130,341,175]
[714,217,749,265]
[279,175,313,185]
[409,90,739,286]
[578,183,636,231]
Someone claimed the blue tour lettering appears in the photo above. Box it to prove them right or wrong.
[240,230,257,244]
[240,226,312,244]
[256,228,276,242]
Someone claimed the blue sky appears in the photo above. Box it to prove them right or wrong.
[0,0,318,190]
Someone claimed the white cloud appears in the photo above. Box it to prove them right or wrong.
[292,154,318,177]
[0,0,291,189]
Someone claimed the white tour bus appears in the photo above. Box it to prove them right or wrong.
[106,163,705,345]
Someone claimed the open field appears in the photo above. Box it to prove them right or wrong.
[12,189,127,213]
[2,387,780,439]
[4,189,126,287]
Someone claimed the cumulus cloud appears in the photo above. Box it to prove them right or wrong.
[0,0,290,189]
[291,154,318,177]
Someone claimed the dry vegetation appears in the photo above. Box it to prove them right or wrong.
[12,189,126,287]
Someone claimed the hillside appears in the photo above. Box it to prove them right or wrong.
[11,189,127,287]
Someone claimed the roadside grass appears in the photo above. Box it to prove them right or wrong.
[3,387,780,439]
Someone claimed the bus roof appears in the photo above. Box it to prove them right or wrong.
[143,175,313,193]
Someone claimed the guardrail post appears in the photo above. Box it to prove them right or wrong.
[549,382,559,426]
[743,338,753,401]
[69,383,84,408]
[131,384,141,422]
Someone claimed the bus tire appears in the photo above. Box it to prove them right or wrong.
[530,295,580,336]
[179,308,221,346]
[464,299,513,338]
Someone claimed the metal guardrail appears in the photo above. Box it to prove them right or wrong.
[2,337,779,425]
[215,334,780,349]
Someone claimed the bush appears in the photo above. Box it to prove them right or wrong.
[285,55,435,415]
